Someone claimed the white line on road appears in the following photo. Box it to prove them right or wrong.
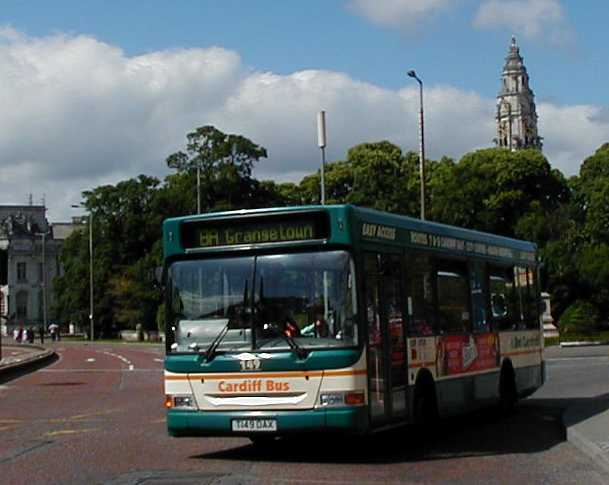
[86,358,96,362]
[153,358,163,362]
[99,351,135,371]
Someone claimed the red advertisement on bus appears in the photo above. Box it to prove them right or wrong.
[436,333,499,377]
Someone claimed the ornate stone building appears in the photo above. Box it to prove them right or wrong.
[0,205,77,334]
[495,37,543,150]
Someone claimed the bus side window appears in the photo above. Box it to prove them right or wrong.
[488,266,514,330]
[407,253,434,336]
[436,260,471,334]
[523,267,540,329]
[514,266,528,329]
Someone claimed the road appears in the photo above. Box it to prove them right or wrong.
[0,341,608,484]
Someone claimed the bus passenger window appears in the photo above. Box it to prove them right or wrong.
[514,266,528,329]
[436,261,470,334]
[488,267,515,330]
[407,254,434,336]
[522,267,540,330]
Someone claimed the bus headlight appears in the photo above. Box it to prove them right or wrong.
[165,394,196,410]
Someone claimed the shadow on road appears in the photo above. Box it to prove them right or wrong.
[191,398,571,465]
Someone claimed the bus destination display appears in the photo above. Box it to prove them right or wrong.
[181,216,328,249]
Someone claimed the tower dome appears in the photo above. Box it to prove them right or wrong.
[495,37,542,150]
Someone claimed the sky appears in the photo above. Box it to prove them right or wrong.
[1,0,609,221]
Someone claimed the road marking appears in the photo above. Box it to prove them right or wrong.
[86,358,96,362]
[154,358,163,362]
[43,428,97,437]
[99,350,134,370]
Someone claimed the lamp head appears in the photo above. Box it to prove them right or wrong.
[407,70,417,78]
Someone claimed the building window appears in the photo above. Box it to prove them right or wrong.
[17,262,27,282]
[16,290,28,319]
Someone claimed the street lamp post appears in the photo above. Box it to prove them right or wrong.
[407,70,426,220]
[71,205,94,341]
[35,232,48,331]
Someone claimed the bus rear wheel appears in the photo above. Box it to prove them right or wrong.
[499,367,517,415]
[414,380,438,432]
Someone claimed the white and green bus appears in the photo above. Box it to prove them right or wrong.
[163,205,544,440]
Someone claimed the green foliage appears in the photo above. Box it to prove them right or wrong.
[156,303,166,333]
[429,148,569,237]
[53,126,609,339]
[54,125,279,336]
[165,125,268,213]
[559,300,600,335]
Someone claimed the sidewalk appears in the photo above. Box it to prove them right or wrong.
[563,400,609,475]
[0,339,56,382]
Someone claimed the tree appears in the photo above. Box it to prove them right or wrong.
[166,125,268,212]
[55,175,164,337]
[429,148,569,237]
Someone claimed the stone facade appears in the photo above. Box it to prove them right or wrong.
[0,205,78,334]
[495,37,543,151]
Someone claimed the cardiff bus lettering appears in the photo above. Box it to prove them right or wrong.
[218,380,291,393]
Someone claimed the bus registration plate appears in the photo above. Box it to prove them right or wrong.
[232,419,277,432]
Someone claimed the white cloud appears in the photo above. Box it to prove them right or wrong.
[473,0,574,46]
[539,103,609,175]
[348,0,455,29]
[0,29,604,223]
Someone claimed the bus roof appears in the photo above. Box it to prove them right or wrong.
[163,204,535,252]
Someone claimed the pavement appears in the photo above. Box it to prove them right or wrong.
[0,338,56,383]
[1,339,609,476]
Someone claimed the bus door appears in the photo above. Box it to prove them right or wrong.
[364,253,408,425]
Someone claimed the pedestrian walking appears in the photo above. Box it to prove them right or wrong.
[48,322,58,342]
[38,325,44,344]
[27,327,35,344]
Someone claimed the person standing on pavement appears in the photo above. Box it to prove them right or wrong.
[38,325,44,344]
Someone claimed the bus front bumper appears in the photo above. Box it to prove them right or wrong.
[167,407,369,437]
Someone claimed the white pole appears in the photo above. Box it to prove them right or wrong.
[42,232,47,330]
[197,166,201,214]
[89,212,94,341]
[317,111,327,205]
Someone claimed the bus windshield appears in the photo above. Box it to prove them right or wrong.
[167,250,358,353]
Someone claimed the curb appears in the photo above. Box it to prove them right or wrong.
[562,406,609,475]
[0,349,57,383]
[559,341,609,348]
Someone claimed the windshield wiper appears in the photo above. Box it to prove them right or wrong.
[204,321,230,362]
[205,280,249,362]
[264,322,308,360]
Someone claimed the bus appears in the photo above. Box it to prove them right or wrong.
[163,205,544,440]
